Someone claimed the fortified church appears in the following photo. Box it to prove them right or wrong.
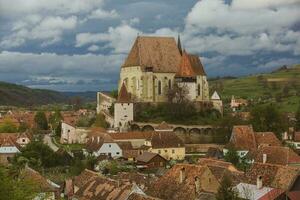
[97,35,222,131]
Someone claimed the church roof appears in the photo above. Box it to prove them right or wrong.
[118,83,131,103]
[176,50,206,77]
[122,36,182,73]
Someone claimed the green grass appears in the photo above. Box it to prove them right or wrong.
[53,136,85,151]
[210,64,300,112]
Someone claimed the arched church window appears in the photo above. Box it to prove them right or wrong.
[197,84,201,96]
[158,80,162,95]
[168,79,171,90]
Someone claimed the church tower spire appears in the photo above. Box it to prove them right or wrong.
[177,34,182,56]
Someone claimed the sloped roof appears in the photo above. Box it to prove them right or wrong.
[127,193,161,200]
[122,36,182,73]
[149,132,184,149]
[155,121,173,131]
[74,176,139,200]
[20,166,60,192]
[245,162,300,190]
[253,146,300,165]
[109,132,154,140]
[176,50,206,77]
[228,125,257,151]
[294,132,300,142]
[74,169,99,187]
[117,82,131,103]
[136,152,165,163]
[147,164,218,200]
[255,132,282,147]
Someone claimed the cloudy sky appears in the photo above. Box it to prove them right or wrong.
[0,0,300,91]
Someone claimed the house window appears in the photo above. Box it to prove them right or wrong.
[197,84,201,96]
[165,150,168,153]
[22,139,26,142]
[109,145,111,148]
[172,149,175,154]
[116,152,120,155]
[168,79,171,90]
[158,150,161,154]
[158,81,162,95]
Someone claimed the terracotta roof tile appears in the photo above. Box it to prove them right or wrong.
[136,152,165,163]
[253,146,300,165]
[227,125,256,151]
[245,162,300,190]
[255,132,282,147]
[176,50,206,77]
[149,132,184,149]
[74,169,99,187]
[117,82,131,103]
[147,164,218,200]
[122,36,181,73]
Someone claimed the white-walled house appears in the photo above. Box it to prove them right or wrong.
[0,137,20,165]
[85,136,123,158]
[60,121,89,144]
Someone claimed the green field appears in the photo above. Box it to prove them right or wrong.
[210,64,300,112]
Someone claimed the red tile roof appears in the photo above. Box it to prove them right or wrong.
[253,146,300,165]
[245,162,300,190]
[228,125,256,151]
[176,50,206,77]
[255,132,282,147]
[147,164,219,200]
[117,82,131,103]
[122,36,181,73]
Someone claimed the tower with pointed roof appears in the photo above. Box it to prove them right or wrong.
[114,82,133,132]
[118,35,210,103]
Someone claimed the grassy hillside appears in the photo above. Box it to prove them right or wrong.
[0,81,68,106]
[210,64,300,112]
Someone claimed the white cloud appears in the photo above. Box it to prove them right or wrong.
[1,16,77,48]
[87,8,119,20]
[183,0,300,56]
[76,24,140,53]
[87,45,99,51]
[0,0,104,16]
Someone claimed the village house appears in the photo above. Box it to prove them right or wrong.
[147,163,220,200]
[245,162,300,199]
[72,171,146,200]
[136,152,167,168]
[20,166,60,200]
[284,129,300,153]
[223,125,282,158]
[110,131,185,160]
[0,132,31,165]
[230,95,248,111]
[0,136,20,165]
[197,158,245,186]
[85,133,123,158]
[251,146,300,167]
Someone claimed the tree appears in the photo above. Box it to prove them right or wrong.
[93,114,109,128]
[296,103,300,131]
[216,174,239,200]
[166,83,189,103]
[224,147,239,167]
[34,111,48,130]
[49,110,63,136]
[0,167,38,200]
[0,117,18,133]
[250,104,287,139]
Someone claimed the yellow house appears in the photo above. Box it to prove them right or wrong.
[145,131,185,160]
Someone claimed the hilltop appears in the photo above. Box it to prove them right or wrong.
[0,81,68,106]
[210,64,300,112]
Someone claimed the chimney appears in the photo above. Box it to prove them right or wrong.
[194,177,200,193]
[257,176,263,189]
[97,136,100,143]
[263,154,267,164]
[92,136,94,142]
[179,168,185,183]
